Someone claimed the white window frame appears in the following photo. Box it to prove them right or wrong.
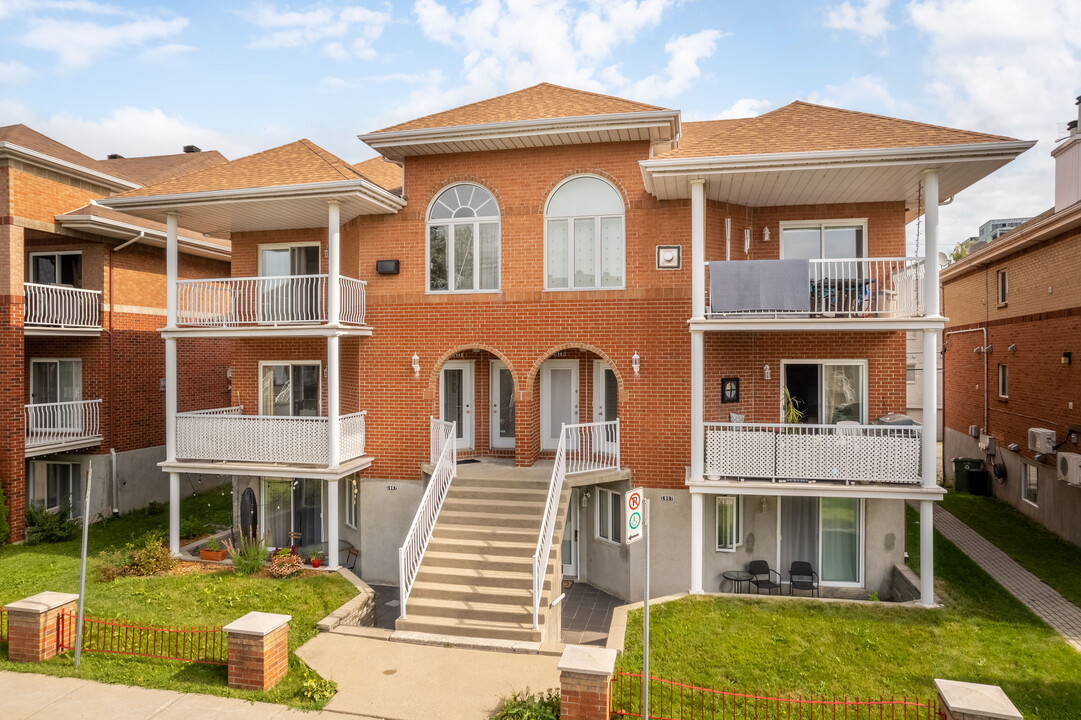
[28,250,83,287]
[257,360,322,416]
[30,460,80,516]
[425,183,501,294]
[998,364,1008,399]
[996,269,1008,305]
[344,477,358,529]
[261,477,326,549]
[715,495,743,552]
[778,219,869,259]
[544,174,626,291]
[1022,462,1038,507]
[257,242,321,277]
[779,359,869,424]
[595,486,622,545]
[29,357,83,404]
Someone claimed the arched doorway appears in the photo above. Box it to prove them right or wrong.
[433,347,518,459]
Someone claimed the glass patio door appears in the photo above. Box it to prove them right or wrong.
[261,363,320,416]
[259,245,320,322]
[779,496,819,578]
[541,360,579,450]
[263,478,323,550]
[441,360,474,450]
[490,360,514,450]
[821,498,861,584]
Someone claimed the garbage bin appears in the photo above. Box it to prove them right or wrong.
[953,458,984,493]
[967,469,992,496]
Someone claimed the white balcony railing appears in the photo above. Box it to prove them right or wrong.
[25,399,102,450]
[175,275,367,327]
[704,422,922,485]
[24,283,102,329]
[174,407,367,465]
[706,257,926,319]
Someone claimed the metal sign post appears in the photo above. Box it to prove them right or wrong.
[74,462,92,668]
[626,488,649,719]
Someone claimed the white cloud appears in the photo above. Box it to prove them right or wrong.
[631,29,722,102]
[21,15,189,69]
[139,43,194,63]
[0,0,122,20]
[244,3,390,61]
[0,60,36,85]
[824,0,893,42]
[804,74,909,114]
[715,98,772,120]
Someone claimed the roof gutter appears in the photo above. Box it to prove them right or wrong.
[0,141,140,191]
[56,213,230,260]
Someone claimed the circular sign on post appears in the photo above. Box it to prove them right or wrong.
[626,488,644,543]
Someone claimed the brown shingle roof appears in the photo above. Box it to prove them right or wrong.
[353,156,402,194]
[373,82,667,133]
[659,101,1018,159]
[0,123,122,178]
[100,151,228,187]
[112,139,366,198]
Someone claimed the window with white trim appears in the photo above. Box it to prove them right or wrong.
[427,184,500,292]
[1022,462,1038,506]
[345,477,358,529]
[30,358,82,404]
[29,251,82,288]
[996,269,1008,305]
[780,220,867,261]
[30,461,80,517]
[545,176,624,290]
[998,364,1008,399]
[596,487,622,544]
[716,495,743,551]
[260,361,321,416]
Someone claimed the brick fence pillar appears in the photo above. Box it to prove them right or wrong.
[224,611,291,691]
[559,645,617,720]
[5,591,78,663]
[935,679,1022,720]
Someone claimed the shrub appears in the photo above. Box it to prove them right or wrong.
[0,485,9,545]
[25,502,80,544]
[300,665,337,703]
[98,531,176,581]
[494,689,560,720]
[146,500,166,515]
[270,547,303,578]
[224,534,266,575]
[179,517,208,540]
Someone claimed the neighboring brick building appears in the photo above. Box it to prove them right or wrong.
[0,125,232,541]
[941,98,1081,546]
[102,84,1030,643]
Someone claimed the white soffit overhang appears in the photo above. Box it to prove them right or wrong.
[358,110,682,161]
[640,140,1035,222]
[55,213,230,260]
[0,141,139,192]
[97,179,406,236]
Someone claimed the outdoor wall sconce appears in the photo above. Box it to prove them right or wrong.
[763,364,771,380]
[1008,343,1017,352]
[760,497,768,514]
[1064,352,1072,365]
[412,353,420,377]
[632,352,641,374]
[580,490,591,509]
[762,227,770,243]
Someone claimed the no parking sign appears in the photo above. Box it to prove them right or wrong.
[626,487,644,544]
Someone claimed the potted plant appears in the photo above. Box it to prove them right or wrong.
[310,550,323,569]
[200,536,227,562]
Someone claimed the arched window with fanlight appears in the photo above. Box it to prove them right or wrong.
[427,183,500,292]
[545,175,625,290]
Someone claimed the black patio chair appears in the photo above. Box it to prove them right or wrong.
[748,560,782,595]
[789,561,820,597]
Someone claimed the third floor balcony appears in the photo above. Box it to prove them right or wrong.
[24,283,102,336]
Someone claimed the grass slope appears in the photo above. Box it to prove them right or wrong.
[0,489,356,709]
[616,505,1081,720]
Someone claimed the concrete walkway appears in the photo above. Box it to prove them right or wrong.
[922,501,1081,652]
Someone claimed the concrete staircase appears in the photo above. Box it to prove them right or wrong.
[395,470,567,644]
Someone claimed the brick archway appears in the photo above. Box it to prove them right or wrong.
[525,342,626,402]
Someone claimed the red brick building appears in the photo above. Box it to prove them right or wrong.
[941,98,1081,546]
[0,125,231,542]
[101,84,1029,643]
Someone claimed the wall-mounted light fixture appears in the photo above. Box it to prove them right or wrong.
[759,497,768,514]
[580,490,591,509]
[411,353,420,377]
[1008,343,1017,352]
[762,227,770,243]
[1063,351,1072,365]
[763,364,771,380]
[632,352,641,374]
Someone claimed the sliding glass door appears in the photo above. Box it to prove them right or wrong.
[263,479,323,550]
[779,497,863,587]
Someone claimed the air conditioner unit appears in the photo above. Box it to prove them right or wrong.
[1029,428,1057,454]
[1059,452,1081,485]
[968,424,981,437]
[979,434,996,454]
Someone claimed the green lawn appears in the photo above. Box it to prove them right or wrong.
[0,488,357,709]
[616,505,1081,720]
[940,491,1081,608]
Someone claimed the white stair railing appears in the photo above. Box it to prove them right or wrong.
[430,417,455,464]
[399,419,457,619]
[532,419,621,630]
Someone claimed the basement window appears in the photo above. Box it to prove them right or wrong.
[1022,462,1038,506]
[596,487,622,545]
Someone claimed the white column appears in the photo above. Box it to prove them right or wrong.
[169,473,180,556]
[328,336,340,468]
[690,179,706,320]
[327,200,340,325]
[166,211,179,555]
[919,499,934,606]
[921,332,938,489]
[919,170,940,606]
[922,170,940,318]
[166,212,178,328]
[690,491,703,594]
[327,479,339,569]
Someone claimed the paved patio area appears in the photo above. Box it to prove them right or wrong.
[561,580,622,646]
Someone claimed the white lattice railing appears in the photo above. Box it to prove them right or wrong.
[25,399,102,449]
[533,420,621,629]
[175,274,367,327]
[399,419,456,619]
[703,422,923,484]
[23,283,102,329]
[430,417,455,464]
[707,257,926,318]
[174,408,367,465]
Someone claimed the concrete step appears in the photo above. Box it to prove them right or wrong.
[442,497,544,515]
[437,510,543,529]
[447,486,549,503]
[431,524,538,543]
[427,536,534,557]
[402,597,534,625]
[414,567,548,592]
[421,550,547,573]
[451,476,551,492]
[409,580,537,604]
[395,616,542,643]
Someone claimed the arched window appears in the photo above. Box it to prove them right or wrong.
[427,183,500,292]
[545,176,624,290]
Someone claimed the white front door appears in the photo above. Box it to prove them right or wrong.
[489,360,515,450]
[441,360,475,450]
[541,359,579,450]
[592,360,618,454]
[561,489,579,577]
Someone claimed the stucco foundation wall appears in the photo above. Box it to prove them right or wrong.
[359,476,423,585]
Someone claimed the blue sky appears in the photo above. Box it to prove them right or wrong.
[1,0,1079,249]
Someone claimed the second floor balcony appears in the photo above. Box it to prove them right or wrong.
[173,274,367,336]
[25,399,103,456]
[24,283,102,335]
[173,406,368,475]
[703,421,923,487]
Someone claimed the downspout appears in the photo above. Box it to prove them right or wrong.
[110,448,119,517]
